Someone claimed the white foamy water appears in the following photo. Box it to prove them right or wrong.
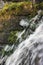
[5,11,43,65]
[20,19,29,27]
[4,45,14,52]
[16,29,25,42]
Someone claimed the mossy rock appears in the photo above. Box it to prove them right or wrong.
[8,31,18,44]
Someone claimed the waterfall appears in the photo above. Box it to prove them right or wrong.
[5,11,43,65]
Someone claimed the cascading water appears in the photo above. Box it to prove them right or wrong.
[5,10,43,65]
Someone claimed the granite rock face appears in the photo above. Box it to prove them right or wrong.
[0,16,26,44]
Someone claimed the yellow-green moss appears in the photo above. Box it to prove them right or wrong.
[8,31,18,44]
[0,2,43,20]
[0,2,32,15]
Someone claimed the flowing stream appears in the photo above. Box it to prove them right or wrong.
[0,10,43,65]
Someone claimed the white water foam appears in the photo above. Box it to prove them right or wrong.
[5,13,43,65]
